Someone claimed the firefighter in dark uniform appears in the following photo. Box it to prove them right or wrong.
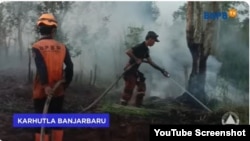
[121,31,170,107]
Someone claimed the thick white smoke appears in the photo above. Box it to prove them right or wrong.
[60,2,191,98]
[0,1,248,105]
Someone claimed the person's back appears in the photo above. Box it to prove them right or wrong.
[32,13,73,141]
[32,38,67,99]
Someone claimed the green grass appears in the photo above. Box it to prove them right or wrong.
[99,104,154,117]
[97,102,249,125]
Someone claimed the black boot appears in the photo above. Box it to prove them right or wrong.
[135,93,144,107]
[120,99,128,106]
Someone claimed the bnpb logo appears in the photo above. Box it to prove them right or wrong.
[204,8,237,20]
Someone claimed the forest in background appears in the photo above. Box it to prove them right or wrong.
[0,1,248,107]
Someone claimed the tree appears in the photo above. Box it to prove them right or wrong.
[0,4,8,57]
[124,26,144,49]
[3,2,37,60]
[173,3,187,21]
[216,2,249,92]
[178,2,219,105]
[174,2,249,105]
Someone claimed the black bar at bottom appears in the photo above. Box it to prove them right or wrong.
[150,125,250,139]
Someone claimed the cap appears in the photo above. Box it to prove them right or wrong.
[146,31,159,42]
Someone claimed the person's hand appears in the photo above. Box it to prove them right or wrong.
[44,86,53,95]
[162,70,170,78]
[142,59,149,63]
[136,58,142,64]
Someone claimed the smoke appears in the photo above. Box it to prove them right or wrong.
[0,2,248,105]
[60,2,191,98]
[206,18,249,105]
[61,2,142,80]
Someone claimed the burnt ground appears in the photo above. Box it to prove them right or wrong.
[0,70,249,141]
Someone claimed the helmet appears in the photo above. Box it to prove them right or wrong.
[37,13,57,27]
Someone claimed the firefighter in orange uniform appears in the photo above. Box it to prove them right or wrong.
[32,13,73,141]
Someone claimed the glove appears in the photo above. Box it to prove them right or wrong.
[161,70,170,78]
[44,86,53,95]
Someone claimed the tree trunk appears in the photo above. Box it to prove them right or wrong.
[2,39,8,58]
[27,48,32,83]
[178,2,218,105]
[185,2,207,103]
[17,20,24,60]
[89,70,93,86]
[6,37,11,57]
[0,29,8,58]
[93,64,97,86]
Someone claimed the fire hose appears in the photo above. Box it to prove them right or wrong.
[168,77,212,112]
[40,80,66,141]
[79,62,212,113]
[80,64,136,112]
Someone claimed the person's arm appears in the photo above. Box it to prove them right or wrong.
[63,47,74,89]
[126,48,141,64]
[32,48,48,86]
[146,57,164,72]
[32,48,53,95]
[146,57,170,77]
